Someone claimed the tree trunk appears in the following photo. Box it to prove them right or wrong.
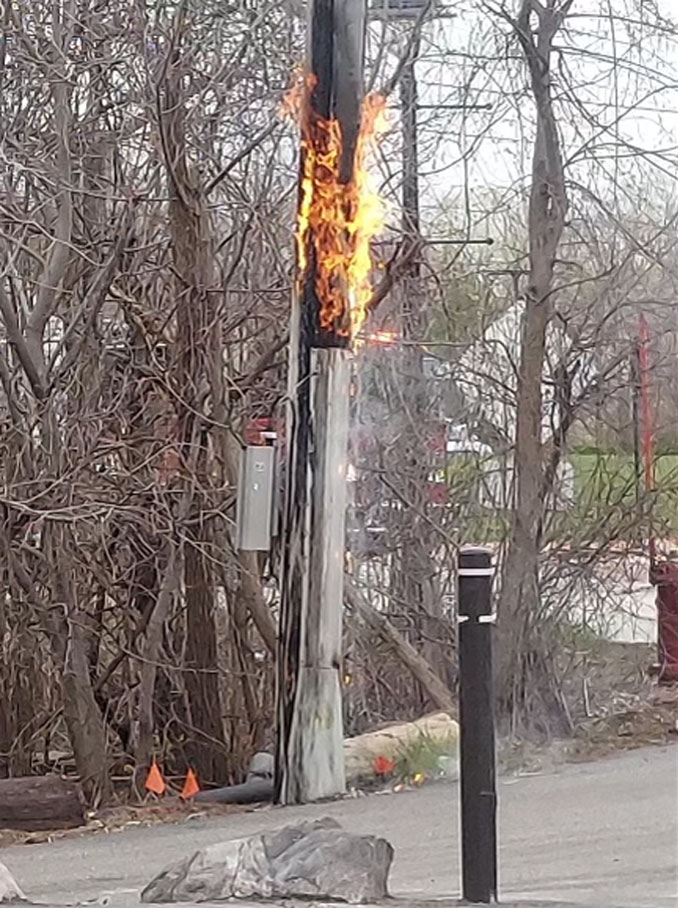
[61,659,112,807]
[0,589,35,779]
[236,550,277,656]
[134,545,181,793]
[184,535,229,784]
[49,530,113,806]
[160,8,229,782]
[496,0,574,733]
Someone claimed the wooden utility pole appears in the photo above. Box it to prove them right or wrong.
[275,0,366,805]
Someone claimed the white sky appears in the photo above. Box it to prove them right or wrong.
[370,0,678,240]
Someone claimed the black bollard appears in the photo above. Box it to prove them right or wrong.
[457,546,497,903]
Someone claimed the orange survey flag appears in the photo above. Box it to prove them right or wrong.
[180,768,200,800]
[145,760,166,796]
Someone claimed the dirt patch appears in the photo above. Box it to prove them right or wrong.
[0,799,253,849]
[562,639,677,756]
[499,640,678,773]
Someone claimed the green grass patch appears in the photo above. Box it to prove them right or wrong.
[437,449,678,540]
[570,451,678,532]
[394,730,458,784]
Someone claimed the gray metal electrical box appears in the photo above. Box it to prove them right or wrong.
[236,446,275,551]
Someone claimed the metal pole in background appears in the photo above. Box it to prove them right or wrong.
[457,546,497,904]
[400,31,421,285]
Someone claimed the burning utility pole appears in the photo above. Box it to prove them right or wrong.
[275,0,377,804]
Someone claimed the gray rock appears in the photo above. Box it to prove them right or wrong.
[246,751,274,781]
[0,862,25,903]
[141,817,394,904]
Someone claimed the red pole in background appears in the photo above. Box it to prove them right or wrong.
[639,315,678,683]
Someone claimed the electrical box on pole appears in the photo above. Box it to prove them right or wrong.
[236,446,275,552]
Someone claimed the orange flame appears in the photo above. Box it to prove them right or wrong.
[278,66,311,123]
[288,73,387,341]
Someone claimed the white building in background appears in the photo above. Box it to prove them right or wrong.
[439,300,594,511]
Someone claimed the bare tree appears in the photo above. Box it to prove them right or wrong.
[492,0,573,731]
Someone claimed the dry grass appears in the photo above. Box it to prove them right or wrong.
[500,640,677,773]
[0,799,252,849]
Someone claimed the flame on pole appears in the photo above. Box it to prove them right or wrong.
[283,18,385,345]
[275,0,384,805]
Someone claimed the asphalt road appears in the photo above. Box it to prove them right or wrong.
[1,746,676,908]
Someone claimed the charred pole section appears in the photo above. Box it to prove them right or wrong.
[303,0,347,346]
[276,0,366,805]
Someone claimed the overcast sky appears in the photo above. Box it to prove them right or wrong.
[371,0,678,238]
